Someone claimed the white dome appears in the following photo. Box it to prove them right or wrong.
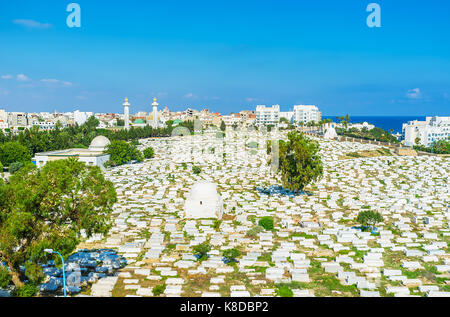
[89,136,111,152]
[190,182,219,199]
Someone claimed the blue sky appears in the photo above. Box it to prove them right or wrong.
[0,0,449,116]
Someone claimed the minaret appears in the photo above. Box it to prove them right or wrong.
[123,97,130,130]
[152,97,159,128]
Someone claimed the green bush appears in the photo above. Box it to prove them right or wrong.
[192,166,201,175]
[105,140,143,166]
[0,266,11,289]
[143,147,154,159]
[0,142,32,166]
[258,217,274,230]
[153,284,166,296]
[8,161,24,174]
[12,284,37,297]
[356,210,383,230]
[276,285,293,297]
[223,248,241,261]
[246,225,264,238]
[193,242,211,259]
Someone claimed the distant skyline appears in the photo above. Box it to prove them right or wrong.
[1,0,449,116]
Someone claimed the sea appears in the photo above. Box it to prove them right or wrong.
[322,116,427,134]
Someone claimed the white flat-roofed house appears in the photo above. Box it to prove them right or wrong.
[293,105,321,125]
[256,105,280,126]
[402,116,450,147]
[0,119,8,131]
[33,136,111,169]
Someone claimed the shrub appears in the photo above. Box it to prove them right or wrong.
[276,285,293,297]
[223,248,241,262]
[192,166,201,175]
[246,225,264,238]
[152,284,166,297]
[193,242,211,260]
[213,220,222,230]
[0,266,11,289]
[12,284,37,297]
[106,140,143,166]
[258,217,274,230]
[9,161,24,174]
[143,147,154,159]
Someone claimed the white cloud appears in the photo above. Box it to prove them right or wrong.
[13,19,52,29]
[41,78,73,86]
[17,74,30,81]
[183,93,197,99]
[1,75,13,80]
[245,97,258,102]
[406,88,422,99]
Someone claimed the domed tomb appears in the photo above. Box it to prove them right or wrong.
[89,136,111,152]
[184,182,223,219]
[323,123,338,140]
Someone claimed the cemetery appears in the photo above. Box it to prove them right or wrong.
[2,128,448,297]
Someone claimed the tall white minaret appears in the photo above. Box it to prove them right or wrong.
[123,97,130,130]
[152,97,159,128]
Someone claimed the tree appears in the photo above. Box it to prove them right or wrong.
[223,248,241,263]
[143,147,154,159]
[105,140,143,166]
[356,210,384,231]
[276,131,323,192]
[0,158,117,288]
[258,216,274,230]
[8,162,25,174]
[193,242,211,261]
[0,142,32,166]
[220,120,226,132]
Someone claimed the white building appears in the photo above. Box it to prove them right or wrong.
[280,111,294,123]
[256,105,280,126]
[293,105,321,125]
[32,121,57,130]
[74,110,93,126]
[33,136,111,169]
[184,182,223,219]
[348,122,375,131]
[403,116,450,147]
[0,109,7,123]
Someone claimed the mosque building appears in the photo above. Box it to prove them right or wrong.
[33,136,111,169]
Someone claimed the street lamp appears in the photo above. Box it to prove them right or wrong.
[44,249,66,297]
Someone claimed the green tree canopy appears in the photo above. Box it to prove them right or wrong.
[143,147,154,159]
[276,131,324,192]
[0,158,117,288]
[356,210,384,230]
[106,140,143,166]
[258,216,274,230]
[0,142,32,166]
[220,120,226,132]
